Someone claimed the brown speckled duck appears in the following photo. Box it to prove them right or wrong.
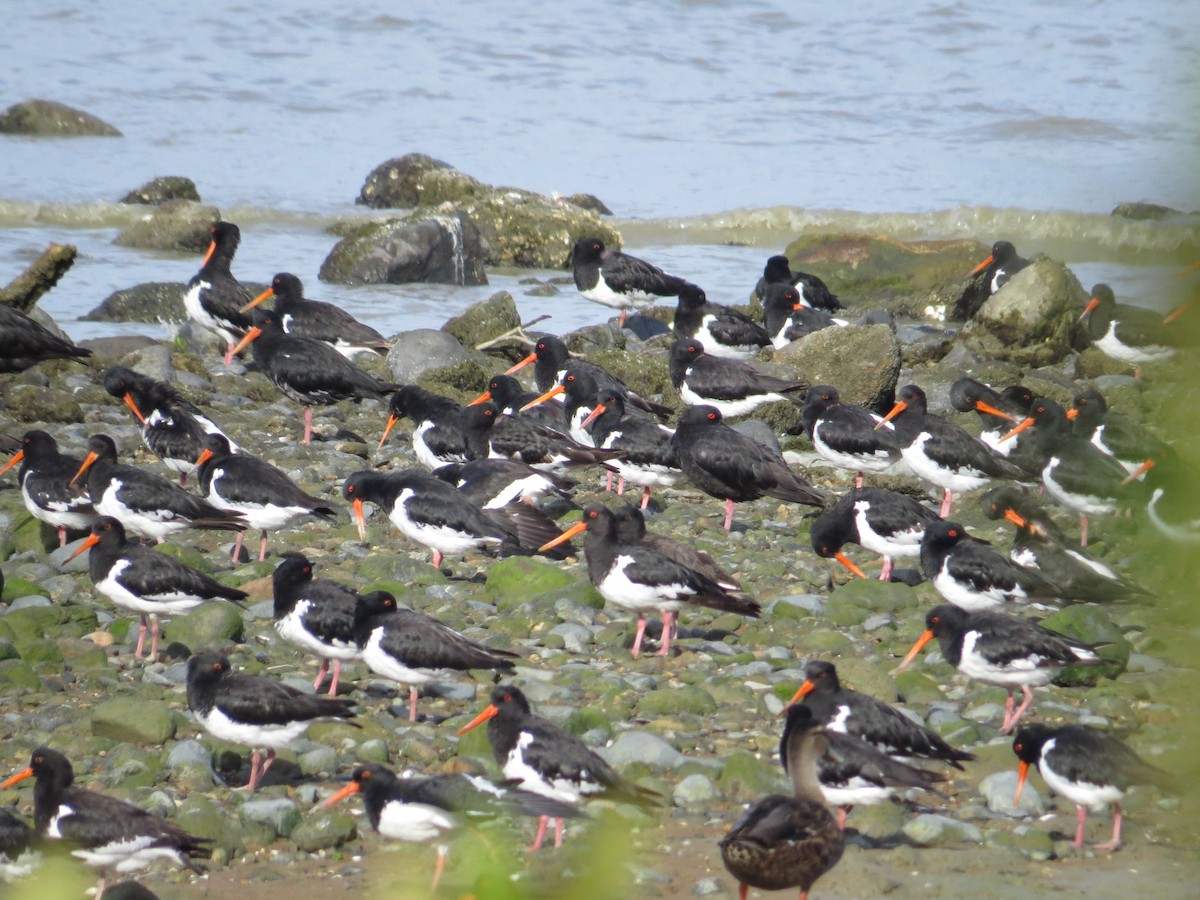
[719,704,844,900]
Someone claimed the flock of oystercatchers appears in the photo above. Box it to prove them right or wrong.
[0,227,1193,898]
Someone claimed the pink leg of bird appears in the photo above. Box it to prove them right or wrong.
[133,616,149,658]
[1080,514,1089,547]
[854,471,864,490]
[431,550,444,569]
[148,616,160,659]
[878,557,894,582]
[409,685,420,722]
[618,309,628,327]
[528,815,550,852]
[617,476,626,496]
[656,610,675,657]
[1001,686,1035,734]
[939,488,954,518]
[1000,689,1016,732]
[1095,804,1123,851]
[313,659,330,692]
[327,659,342,696]
[723,498,735,531]
[303,407,314,444]
[431,846,447,889]
[738,884,749,900]
[640,486,651,510]
[258,531,269,561]
[1073,804,1089,849]
[223,342,235,366]
[232,531,245,563]
[605,471,614,493]
[57,527,68,548]
[837,806,849,831]
[630,614,649,658]
[553,816,564,848]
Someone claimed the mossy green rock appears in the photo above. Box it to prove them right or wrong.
[177,795,242,855]
[3,605,70,639]
[1,576,50,602]
[828,578,919,612]
[92,698,176,744]
[0,99,122,136]
[12,638,63,665]
[82,282,189,324]
[894,669,946,704]
[717,750,789,799]
[162,602,245,650]
[154,541,215,574]
[774,324,901,411]
[638,685,717,717]
[486,557,577,606]
[0,639,18,662]
[0,660,41,689]
[113,200,221,252]
[2,384,83,424]
[120,176,200,206]
[587,349,675,408]
[291,811,358,852]
[984,826,1056,861]
[1040,605,1129,685]
[443,292,521,348]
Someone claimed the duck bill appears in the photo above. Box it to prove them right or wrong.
[195,448,214,467]
[579,402,608,429]
[229,326,262,357]
[1122,458,1154,485]
[998,416,1034,444]
[67,532,101,562]
[351,498,368,540]
[1013,760,1030,806]
[456,703,500,735]
[974,401,1016,421]
[467,391,492,407]
[0,766,34,790]
[895,629,935,673]
[538,518,588,552]
[504,352,538,376]
[1003,509,1027,528]
[319,780,361,809]
[784,678,816,709]
[520,383,565,412]
[874,399,906,430]
[834,551,867,579]
[0,449,24,478]
[122,393,148,425]
[377,414,400,451]
[1079,296,1101,321]
[70,451,99,486]
[969,253,995,276]
[240,287,275,314]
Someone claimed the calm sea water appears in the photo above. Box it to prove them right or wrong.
[2,0,1199,341]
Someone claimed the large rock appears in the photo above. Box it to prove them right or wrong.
[774,323,901,411]
[443,292,521,348]
[385,329,487,384]
[92,698,176,744]
[357,153,454,208]
[113,200,221,252]
[0,99,121,136]
[318,212,487,286]
[82,282,189,323]
[120,177,201,205]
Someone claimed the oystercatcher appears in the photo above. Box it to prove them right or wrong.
[580,388,681,507]
[672,284,769,360]
[809,487,940,582]
[186,651,358,792]
[71,434,246,542]
[613,505,742,592]
[969,240,1031,294]
[461,402,622,473]
[670,405,825,530]
[195,433,337,561]
[753,254,845,312]
[431,458,572,509]
[762,283,843,348]
[271,553,360,695]
[0,429,95,547]
[1069,387,1169,477]
[231,307,397,444]
[352,591,518,722]
[183,220,253,364]
[569,236,693,325]
[542,504,760,656]
[241,272,389,358]
[457,685,661,850]
[786,660,974,768]
[0,304,92,373]
[920,519,1059,611]
[669,339,807,419]
[1,747,209,897]
[720,704,843,900]
[378,384,469,466]
[68,517,248,659]
[470,373,565,429]
[947,377,1033,459]
[0,805,33,881]
[1121,447,1200,544]
[103,366,237,486]
[1012,723,1173,851]
[1079,283,1181,376]
[320,764,584,889]
[802,385,901,488]
[877,383,1023,517]
[896,604,1104,734]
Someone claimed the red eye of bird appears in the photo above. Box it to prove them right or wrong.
[503,693,512,701]
[362,770,372,780]
[708,412,716,420]
[212,662,221,671]
[948,529,958,538]
[567,375,574,382]
[931,615,940,624]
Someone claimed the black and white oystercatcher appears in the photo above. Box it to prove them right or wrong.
[969,240,1031,294]
[183,221,253,364]
[431,458,572,509]
[754,254,845,312]
[669,339,807,419]
[614,504,742,593]
[68,517,248,659]
[809,487,940,582]
[672,283,769,360]
[470,373,565,429]
[1069,386,1169,477]
[457,685,661,850]
[1079,283,1181,375]
[1012,723,1173,851]
[186,651,358,792]
[919,519,1059,612]
[1,747,209,898]
[763,284,843,348]
[0,429,95,546]
[196,433,337,561]
[580,388,681,507]
[0,304,92,373]
[670,405,825,530]
[540,504,761,657]
[352,591,518,722]
[461,402,622,473]
[378,385,469,467]
[720,703,844,900]
[570,236,693,325]
[231,307,397,444]
[947,377,1031,459]
[241,272,389,358]
[802,385,901,488]
[271,552,361,695]
[896,604,1104,734]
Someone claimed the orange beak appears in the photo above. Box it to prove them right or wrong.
[1003,509,1027,528]
[67,532,100,562]
[70,450,99,487]
[352,498,367,540]
[970,253,995,276]
[834,551,867,579]
[579,402,608,429]
[122,393,148,425]
[202,239,217,267]
[377,414,401,451]
[538,518,588,553]
[468,391,492,406]
[895,629,935,673]
[504,352,538,376]
[320,780,361,809]
[1013,760,1030,806]
[1079,296,1101,321]
[784,678,816,709]
[0,766,34,790]
[0,449,24,478]
[456,703,500,735]
[974,401,1016,421]
[998,416,1034,444]
[1065,407,1079,420]
[874,399,906,430]
[520,383,565,412]
[1163,298,1196,324]
[1122,458,1154,485]
[229,326,262,358]
[240,287,275,314]
[195,447,214,467]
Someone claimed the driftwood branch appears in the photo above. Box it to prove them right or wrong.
[0,243,77,312]
[475,314,552,351]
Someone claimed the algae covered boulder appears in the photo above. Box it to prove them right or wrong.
[120,176,201,205]
[357,153,455,208]
[83,282,189,323]
[113,200,221,252]
[443,292,521,348]
[0,99,121,136]
[1039,605,1129,685]
[318,213,488,286]
[774,323,900,411]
